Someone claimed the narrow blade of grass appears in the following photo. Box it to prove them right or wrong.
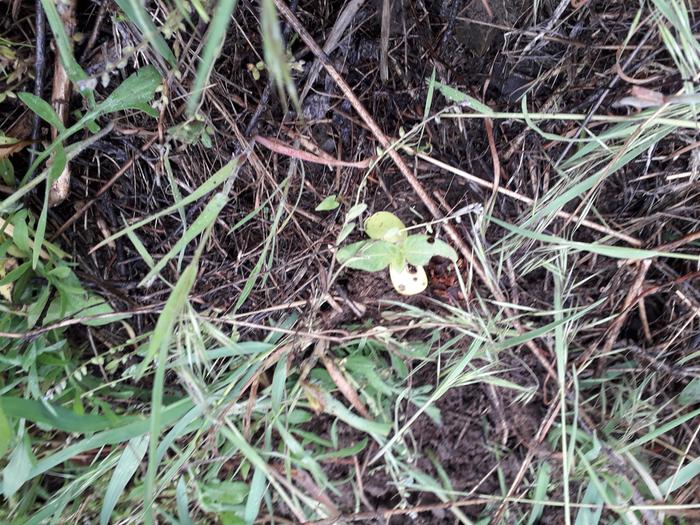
[100,435,149,525]
[187,0,239,116]
[114,0,177,68]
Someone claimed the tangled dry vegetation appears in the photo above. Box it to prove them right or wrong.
[0,0,699,523]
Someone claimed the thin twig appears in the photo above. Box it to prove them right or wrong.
[51,132,157,240]
[30,0,46,165]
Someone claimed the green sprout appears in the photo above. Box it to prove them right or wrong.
[336,211,458,296]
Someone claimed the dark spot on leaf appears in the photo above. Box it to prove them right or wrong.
[427,236,435,244]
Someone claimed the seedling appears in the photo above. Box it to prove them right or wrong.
[336,211,457,296]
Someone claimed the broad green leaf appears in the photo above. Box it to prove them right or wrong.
[18,93,65,132]
[78,295,124,326]
[100,435,149,525]
[114,0,177,68]
[94,66,161,116]
[198,480,249,512]
[390,262,427,296]
[26,287,51,329]
[403,234,458,266]
[10,210,30,253]
[315,194,341,211]
[364,211,406,243]
[337,240,399,272]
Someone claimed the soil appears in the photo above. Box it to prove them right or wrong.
[3,0,700,522]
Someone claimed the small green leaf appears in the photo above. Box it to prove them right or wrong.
[434,82,494,115]
[403,235,458,266]
[18,93,65,132]
[364,211,406,243]
[10,210,30,253]
[337,222,355,244]
[94,66,161,116]
[316,194,341,211]
[337,240,399,272]
[346,203,367,222]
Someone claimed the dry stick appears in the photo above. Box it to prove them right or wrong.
[299,0,365,104]
[49,0,76,207]
[484,117,500,216]
[379,0,391,83]
[415,151,643,247]
[554,24,655,167]
[31,0,46,165]
[275,0,557,380]
[254,135,372,168]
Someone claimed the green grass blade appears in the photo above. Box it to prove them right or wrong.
[244,466,267,525]
[528,462,551,525]
[261,0,298,111]
[1,396,122,433]
[490,217,699,261]
[39,0,91,86]
[27,398,192,479]
[139,192,228,287]
[142,262,198,523]
[114,0,177,68]
[33,144,66,269]
[659,457,700,495]
[99,435,149,525]
[187,0,239,116]
[92,157,240,251]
